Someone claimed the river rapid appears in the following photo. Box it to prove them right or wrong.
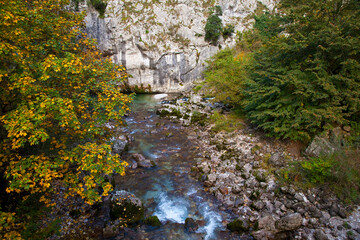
[114,94,242,240]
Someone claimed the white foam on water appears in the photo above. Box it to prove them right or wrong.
[155,193,188,224]
[153,94,168,100]
[197,203,223,240]
[187,188,197,196]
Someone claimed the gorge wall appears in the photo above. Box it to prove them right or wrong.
[82,0,276,92]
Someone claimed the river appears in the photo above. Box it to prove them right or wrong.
[114,94,242,240]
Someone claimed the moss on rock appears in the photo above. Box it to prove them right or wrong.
[144,216,162,227]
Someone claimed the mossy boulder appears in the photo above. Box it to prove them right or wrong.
[144,216,162,227]
[156,109,171,117]
[227,219,249,233]
[190,111,207,126]
[110,190,144,225]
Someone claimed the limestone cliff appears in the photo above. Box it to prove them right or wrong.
[81,0,276,92]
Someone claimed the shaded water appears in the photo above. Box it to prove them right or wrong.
[115,94,240,240]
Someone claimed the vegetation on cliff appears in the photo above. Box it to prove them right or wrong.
[0,0,131,238]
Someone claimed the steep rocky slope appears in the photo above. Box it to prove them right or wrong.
[81,0,276,92]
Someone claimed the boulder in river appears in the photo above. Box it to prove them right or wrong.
[110,190,144,225]
[130,153,156,168]
[184,218,199,233]
[111,135,129,155]
[144,215,162,227]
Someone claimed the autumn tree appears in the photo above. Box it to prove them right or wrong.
[0,0,132,238]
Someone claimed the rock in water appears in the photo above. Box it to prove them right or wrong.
[110,190,144,225]
[145,216,162,227]
[184,218,199,233]
[130,153,155,168]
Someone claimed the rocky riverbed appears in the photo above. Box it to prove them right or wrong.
[157,92,360,240]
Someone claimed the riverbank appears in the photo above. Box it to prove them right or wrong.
[157,92,360,240]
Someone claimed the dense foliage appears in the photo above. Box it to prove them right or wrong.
[205,0,360,142]
[0,0,131,238]
[204,48,248,106]
[246,0,360,142]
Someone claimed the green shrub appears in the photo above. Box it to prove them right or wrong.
[210,110,245,133]
[204,48,249,107]
[347,121,360,147]
[235,30,263,52]
[281,149,360,203]
[300,157,333,184]
[89,0,107,18]
[205,14,222,45]
[72,0,107,17]
[214,5,222,16]
[222,24,235,39]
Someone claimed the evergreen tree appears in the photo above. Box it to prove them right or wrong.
[205,7,223,45]
[246,0,360,141]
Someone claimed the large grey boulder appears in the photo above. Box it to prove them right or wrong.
[275,213,302,231]
[305,136,335,157]
[258,215,276,231]
[111,135,129,155]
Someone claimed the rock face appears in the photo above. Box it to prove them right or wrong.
[82,0,276,92]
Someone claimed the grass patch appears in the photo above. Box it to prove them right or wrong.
[280,148,360,204]
[210,110,245,133]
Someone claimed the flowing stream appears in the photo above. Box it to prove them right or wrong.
[114,94,241,240]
